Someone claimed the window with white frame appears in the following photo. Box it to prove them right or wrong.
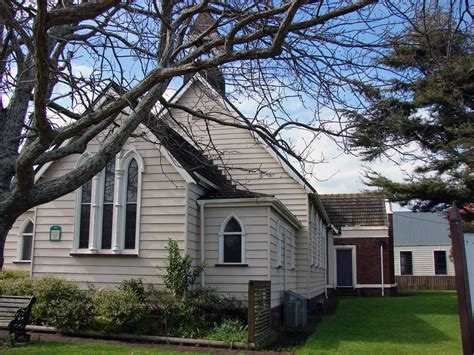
[276,220,284,267]
[74,151,143,253]
[18,219,34,261]
[219,215,245,264]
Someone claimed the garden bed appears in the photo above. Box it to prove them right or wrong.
[0,241,250,347]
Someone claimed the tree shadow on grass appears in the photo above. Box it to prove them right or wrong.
[302,292,460,352]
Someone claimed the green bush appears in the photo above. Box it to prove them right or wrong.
[0,269,29,282]
[92,287,155,334]
[0,271,34,296]
[118,278,146,303]
[0,272,93,331]
[32,276,85,326]
[161,239,205,300]
[48,290,93,332]
[144,285,246,338]
[206,319,248,343]
[187,288,246,326]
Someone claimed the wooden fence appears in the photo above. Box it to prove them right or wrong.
[396,275,456,290]
[247,280,271,344]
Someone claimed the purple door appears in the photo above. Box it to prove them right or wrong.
[337,249,353,287]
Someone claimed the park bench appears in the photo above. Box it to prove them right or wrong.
[0,295,36,342]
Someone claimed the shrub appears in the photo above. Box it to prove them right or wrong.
[0,271,34,296]
[118,278,146,303]
[31,276,84,325]
[161,239,205,300]
[0,273,93,330]
[145,286,246,338]
[92,287,155,334]
[206,319,248,343]
[187,288,246,326]
[48,290,93,332]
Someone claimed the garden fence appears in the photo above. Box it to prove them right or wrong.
[247,280,271,344]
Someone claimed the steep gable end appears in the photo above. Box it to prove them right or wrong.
[163,77,312,221]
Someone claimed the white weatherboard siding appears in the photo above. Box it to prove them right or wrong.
[5,132,188,288]
[308,204,327,298]
[167,80,326,298]
[394,245,455,276]
[269,208,297,307]
[327,233,335,288]
[202,206,269,301]
[4,211,35,272]
[185,183,206,261]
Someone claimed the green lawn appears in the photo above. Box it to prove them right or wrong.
[299,291,461,354]
[2,291,461,354]
[2,342,197,354]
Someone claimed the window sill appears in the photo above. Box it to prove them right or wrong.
[13,260,31,264]
[70,252,138,257]
[215,263,248,267]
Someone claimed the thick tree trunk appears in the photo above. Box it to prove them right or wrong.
[0,214,18,270]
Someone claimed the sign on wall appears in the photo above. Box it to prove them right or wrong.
[49,225,62,242]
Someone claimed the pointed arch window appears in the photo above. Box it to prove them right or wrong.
[124,158,138,250]
[18,220,34,261]
[101,160,115,249]
[219,215,245,264]
[74,151,143,254]
[79,179,92,249]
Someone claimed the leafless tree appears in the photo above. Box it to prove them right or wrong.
[0,0,407,267]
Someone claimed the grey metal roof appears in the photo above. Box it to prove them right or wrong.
[393,212,450,246]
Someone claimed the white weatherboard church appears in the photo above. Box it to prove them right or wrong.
[5,72,332,318]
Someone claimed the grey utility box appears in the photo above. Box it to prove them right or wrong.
[283,290,308,328]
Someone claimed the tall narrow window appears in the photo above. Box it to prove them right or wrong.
[219,215,245,264]
[101,160,115,249]
[79,179,92,249]
[276,221,283,267]
[434,250,447,275]
[290,230,296,269]
[20,220,34,261]
[124,159,138,249]
[400,251,413,275]
[74,151,143,254]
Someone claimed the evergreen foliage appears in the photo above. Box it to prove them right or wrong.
[346,11,473,213]
[161,239,206,300]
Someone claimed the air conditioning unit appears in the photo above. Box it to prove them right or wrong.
[284,290,307,328]
[285,300,300,328]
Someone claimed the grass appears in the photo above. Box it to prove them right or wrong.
[2,342,197,354]
[2,291,461,354]
[299,291,461,354]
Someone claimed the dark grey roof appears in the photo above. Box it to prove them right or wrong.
[145,117,229,187]
[393,212,450,246]
[202,187,271,200]
[319,193,387,230]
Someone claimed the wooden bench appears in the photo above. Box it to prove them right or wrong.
[0,295,36,342]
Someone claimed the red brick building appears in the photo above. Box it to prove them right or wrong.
[321,194,396,296]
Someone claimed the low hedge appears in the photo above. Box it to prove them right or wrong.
[0,271,246,338]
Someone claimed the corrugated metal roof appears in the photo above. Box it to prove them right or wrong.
[319,193,387,230]
[393,212,450,246]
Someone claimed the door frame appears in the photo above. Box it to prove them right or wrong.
[334,245,357,288]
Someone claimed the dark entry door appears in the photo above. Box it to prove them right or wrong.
[337,249,353,287]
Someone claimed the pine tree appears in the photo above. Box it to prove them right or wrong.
[346,12,473,215]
